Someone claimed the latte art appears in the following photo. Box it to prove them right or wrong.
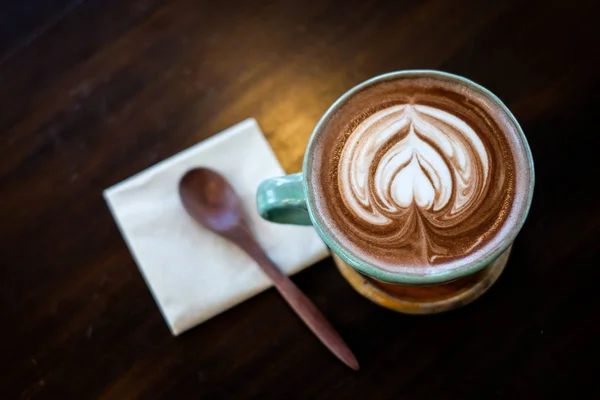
[339,104,490,226]
[335,102,499,263]
[309,73,529,273]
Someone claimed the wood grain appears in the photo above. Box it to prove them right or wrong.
[1,0,599,398]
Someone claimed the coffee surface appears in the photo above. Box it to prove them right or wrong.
[308,73,532,275]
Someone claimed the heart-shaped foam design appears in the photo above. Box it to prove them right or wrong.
[339,104,489,227]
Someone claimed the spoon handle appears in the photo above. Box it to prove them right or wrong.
[239,233,359,371]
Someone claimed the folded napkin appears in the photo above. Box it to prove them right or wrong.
[104,119,329,335]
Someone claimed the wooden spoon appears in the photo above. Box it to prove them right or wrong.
[179,167,359,371]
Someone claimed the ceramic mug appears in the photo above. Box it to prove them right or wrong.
[256,71,534,303]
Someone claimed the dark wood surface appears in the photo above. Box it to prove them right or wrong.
[1,0,599,398]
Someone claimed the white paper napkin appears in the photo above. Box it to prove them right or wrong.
[104,119,329,335]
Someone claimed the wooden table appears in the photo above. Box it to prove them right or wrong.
[2,0,598,398]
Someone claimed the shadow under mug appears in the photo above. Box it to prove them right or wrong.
[256,70,534,311]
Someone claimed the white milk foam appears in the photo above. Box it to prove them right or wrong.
[339,104,489,225]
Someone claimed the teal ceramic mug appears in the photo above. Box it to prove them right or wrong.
[256,70,534,292]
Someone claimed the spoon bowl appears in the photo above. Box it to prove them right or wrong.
[179,168,244,234]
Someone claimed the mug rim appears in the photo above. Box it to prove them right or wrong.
[302,69,535,285]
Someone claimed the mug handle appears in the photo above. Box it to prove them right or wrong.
[256,173,313,225]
